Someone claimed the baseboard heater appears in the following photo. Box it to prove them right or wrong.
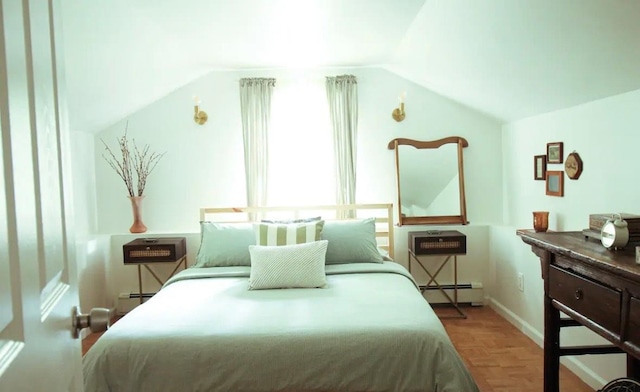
[116,292,157,314]
[420,282,484,307]
[123,292,155,299]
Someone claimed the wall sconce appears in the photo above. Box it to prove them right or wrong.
[392,92,406,122]
[193,96,208,125]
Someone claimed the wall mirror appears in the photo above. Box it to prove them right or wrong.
[387,137,469,226]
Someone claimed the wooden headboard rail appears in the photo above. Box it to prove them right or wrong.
[200,203,394,259]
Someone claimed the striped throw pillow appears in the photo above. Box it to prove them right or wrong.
[254,220,325,246]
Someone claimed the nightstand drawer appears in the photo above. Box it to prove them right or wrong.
[409,230,466,255]
[123,237,186,263]
[549,265,621,333]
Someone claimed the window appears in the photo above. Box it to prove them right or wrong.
[267,77,334,206]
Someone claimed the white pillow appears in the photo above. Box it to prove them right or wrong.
[248,240,328,290]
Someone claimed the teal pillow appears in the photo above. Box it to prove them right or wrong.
[194,222,256,267]
[321,218,384,264]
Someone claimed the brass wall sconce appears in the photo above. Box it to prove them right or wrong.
[392,92,406,122]
[193,96,208,125]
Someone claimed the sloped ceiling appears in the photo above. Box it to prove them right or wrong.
[387,0,640,122]
[60,0,640,133]
[60,0,425,133]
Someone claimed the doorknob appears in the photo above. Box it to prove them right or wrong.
[72,306,111,339]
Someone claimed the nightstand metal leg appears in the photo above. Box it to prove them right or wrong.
[135,256,188,304]
[454,256,458,308]
[408,250,466,319]
[137,265,143,304]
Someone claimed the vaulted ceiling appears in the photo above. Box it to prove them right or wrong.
[60,0,640,133]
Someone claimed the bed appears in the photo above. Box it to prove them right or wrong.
[83,204,479,392]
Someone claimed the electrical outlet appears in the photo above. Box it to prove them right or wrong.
[517,272,524,292]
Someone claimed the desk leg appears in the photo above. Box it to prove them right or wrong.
[544,297,560,392]
[628,354,640,380]
[137,264,143,304]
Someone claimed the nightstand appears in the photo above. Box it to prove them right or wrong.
[123,237,187,304]
[408,230,467,318]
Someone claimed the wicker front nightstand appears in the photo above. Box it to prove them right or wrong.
[123,237,187,304]
[408,230,467,319]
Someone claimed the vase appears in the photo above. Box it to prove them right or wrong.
[533,211,549,233]
[128,196,147,233]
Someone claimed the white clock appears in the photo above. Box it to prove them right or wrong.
[601,214,629,249]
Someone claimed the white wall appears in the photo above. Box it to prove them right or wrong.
[89,66,502,308]
[94,67,503,233]
[70,131,110,313]
[494,88,640,388]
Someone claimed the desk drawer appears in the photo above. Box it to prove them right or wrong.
[549,265,621,333]
[626,297,640,347]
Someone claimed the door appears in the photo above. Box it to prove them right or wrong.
[0,0,82,391]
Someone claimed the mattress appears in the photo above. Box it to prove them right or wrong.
[83,262,479,392]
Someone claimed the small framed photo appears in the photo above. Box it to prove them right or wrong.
[534,155,547,180]
[546,142,564,164]
[545,170,564,197]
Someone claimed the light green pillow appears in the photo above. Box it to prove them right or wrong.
[248,240,328,290]
[194,222,256,267]
[254,220,325,246]
[321,218,384,264]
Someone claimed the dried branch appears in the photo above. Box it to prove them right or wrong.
[100,122,165,197]
[132,142,165,196]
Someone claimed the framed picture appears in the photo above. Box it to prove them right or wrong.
[545,170,564,197]
[534,155,547,180]
[546,142,564,164]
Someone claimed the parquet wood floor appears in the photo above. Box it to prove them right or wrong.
[435,305,595,392]
[82,307,596,391]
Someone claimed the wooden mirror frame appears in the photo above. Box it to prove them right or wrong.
[387,136,469,226]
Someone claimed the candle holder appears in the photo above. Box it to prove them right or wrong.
[392,92,406,122]
[194,105,208,125]
[533,211,549,232]
[392,102,405,122]
[193,95,208,125]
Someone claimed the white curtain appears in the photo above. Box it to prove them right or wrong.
[326,75,358,218]
[239,78,275,210]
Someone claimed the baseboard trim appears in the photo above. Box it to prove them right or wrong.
[489,298,607,390]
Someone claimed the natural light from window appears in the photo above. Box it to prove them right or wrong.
[268,77,334,206]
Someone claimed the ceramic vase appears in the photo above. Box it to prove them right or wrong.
[128,196,147,233]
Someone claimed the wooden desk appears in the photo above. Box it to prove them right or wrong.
[517,230,640,392]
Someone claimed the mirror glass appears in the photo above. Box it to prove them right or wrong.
[388,137,469,225]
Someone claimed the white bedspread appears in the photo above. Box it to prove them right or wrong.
[83,262,479,392]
